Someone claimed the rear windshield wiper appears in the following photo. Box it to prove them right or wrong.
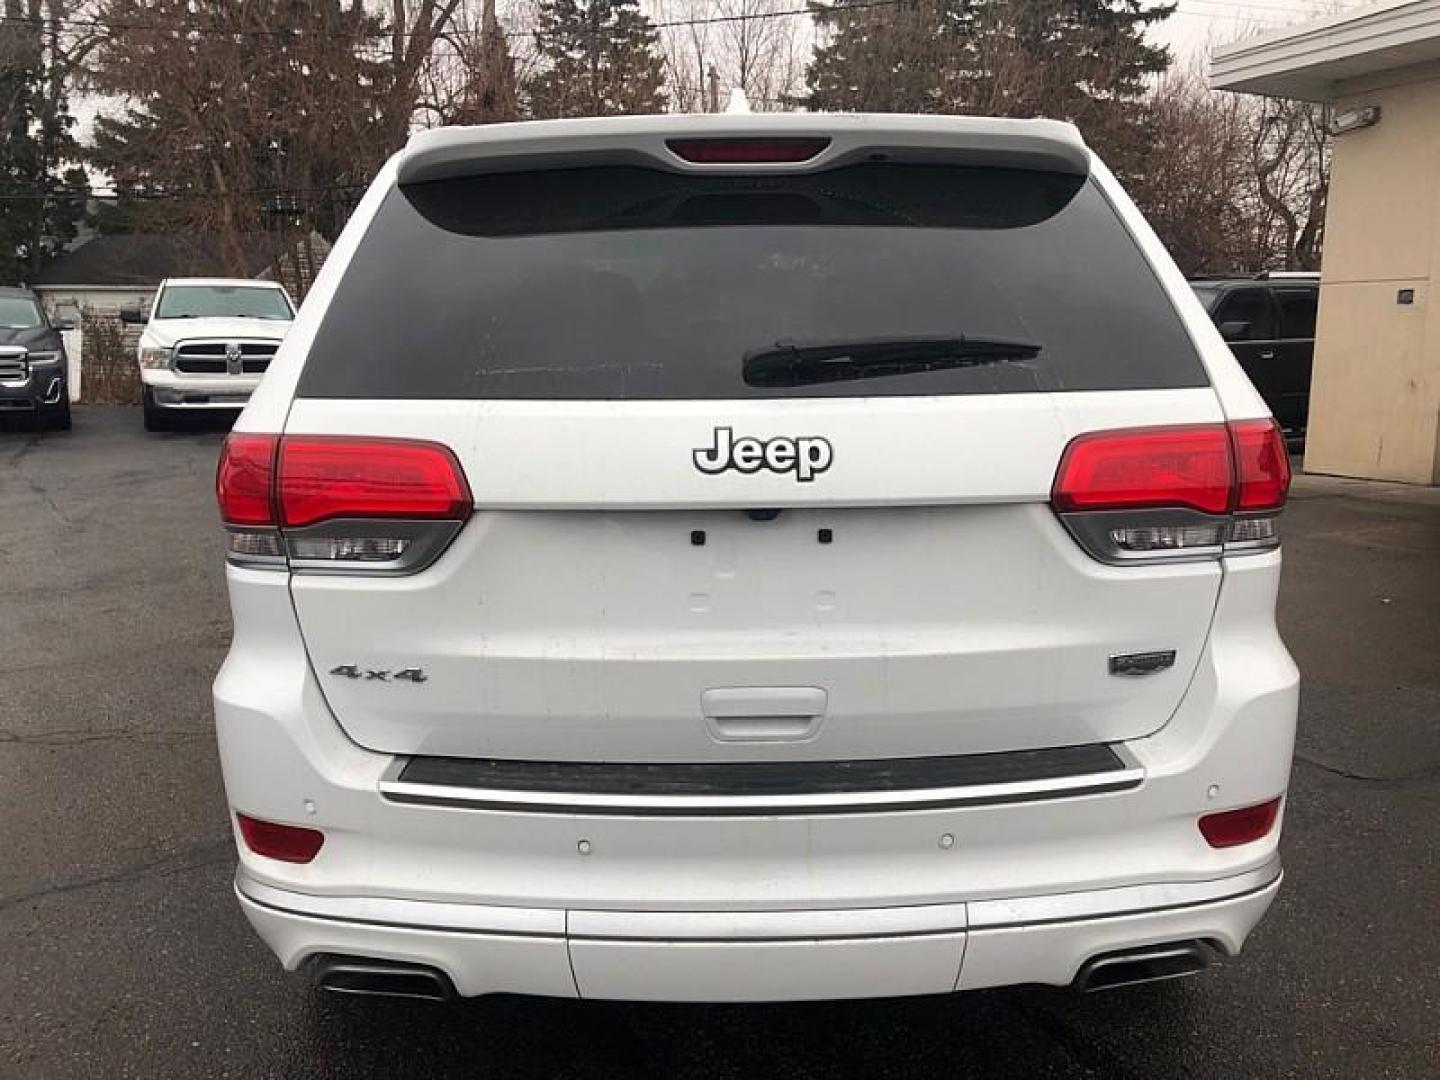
[742,335,1041,388]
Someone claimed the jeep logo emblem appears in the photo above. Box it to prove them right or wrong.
[693,427,833,483]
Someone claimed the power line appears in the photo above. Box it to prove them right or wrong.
[1176,0,1346,14]
[10,0,1294,43]
[0,182,369,204]
[1170,8,1291,25]
[2,1,913,43]
[0,0,1317,56]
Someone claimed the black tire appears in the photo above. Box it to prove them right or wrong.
[142,388,169,432]
[45,399,71,431]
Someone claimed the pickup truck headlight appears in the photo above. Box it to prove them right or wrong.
[138,345,172,369]
[26,350,60,365]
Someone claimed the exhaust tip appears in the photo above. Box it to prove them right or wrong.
[311,954,456,1002]
[1073,940,1212,993]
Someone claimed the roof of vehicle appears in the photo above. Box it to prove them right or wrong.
[397,113,1091,185]
[1188,275,1319,288]
[0,285,40,299]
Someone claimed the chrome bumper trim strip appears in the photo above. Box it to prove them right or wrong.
[236,857,1281,941]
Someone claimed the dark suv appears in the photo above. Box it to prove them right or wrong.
[1190,273,1318,438]
[0,285,73,430]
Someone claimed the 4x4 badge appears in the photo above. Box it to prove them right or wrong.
[330,664,427,683]
[693,427,833,483]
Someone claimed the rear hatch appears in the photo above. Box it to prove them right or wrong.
[283,128,1223,762]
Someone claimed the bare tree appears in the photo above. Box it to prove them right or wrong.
[1126,60,1330,275]
[87,1,390,290]
[426,0,521,125]
[376,0,470,145]
[655,0,807,111]
[1248,97,1329,270]
[1129,65,1255,275]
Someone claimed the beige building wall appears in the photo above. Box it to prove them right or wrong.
[1305,59,1440,484]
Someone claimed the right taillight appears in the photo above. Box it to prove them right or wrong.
[216,433,472,574]
[1229,419,1291,511]
[1052,419,1289,564]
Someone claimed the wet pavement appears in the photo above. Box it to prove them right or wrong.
[1,407,1436,1078]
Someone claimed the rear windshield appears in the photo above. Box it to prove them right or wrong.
[300,164,1207,400]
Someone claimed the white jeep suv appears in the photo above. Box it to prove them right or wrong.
[214,114,1297,1003]
[133,277,294,430]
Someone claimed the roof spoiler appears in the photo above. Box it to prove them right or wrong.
[396,114,1091,185]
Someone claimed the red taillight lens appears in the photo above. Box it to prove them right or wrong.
[276,437,472,528]
[1052,425,1234,515]
[1198,797,1282,848]
[236,813,324,863]
[1230,419,1291,511]
[216,434,279,525]
[666,137,831,163]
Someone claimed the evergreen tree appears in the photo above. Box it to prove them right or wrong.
[454,0,521,125]
[87,1,390,253]
[806,0,1173,179]
[526,0,666,119]
[0,4,87,283]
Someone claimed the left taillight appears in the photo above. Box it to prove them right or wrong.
[217,434,284,563]
[216,434,280,526]
[1051,419,1290,564]
[216,433,472,573]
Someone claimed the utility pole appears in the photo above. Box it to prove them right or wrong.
[706,65,720,113]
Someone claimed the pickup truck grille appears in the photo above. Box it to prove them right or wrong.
[173,341,278,375]
[0,349,27,384]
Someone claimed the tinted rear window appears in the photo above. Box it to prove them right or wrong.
[1275,288,1317,339]
[300,164,1207,400]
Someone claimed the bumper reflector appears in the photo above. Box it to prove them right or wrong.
[1198,797,1281,849]
[237,813,325,863]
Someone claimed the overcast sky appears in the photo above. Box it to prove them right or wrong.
[1150,0,1360,64]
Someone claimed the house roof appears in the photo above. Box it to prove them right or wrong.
[1211,0,1440,101]
[29,233,286,287]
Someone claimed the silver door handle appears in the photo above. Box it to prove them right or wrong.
[1259,350,1276,360]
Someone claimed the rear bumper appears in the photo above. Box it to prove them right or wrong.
[216,551,1298,1001]
[236,859,1281,1001]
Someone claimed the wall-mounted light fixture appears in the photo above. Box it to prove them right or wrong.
[1329,105,1380,135]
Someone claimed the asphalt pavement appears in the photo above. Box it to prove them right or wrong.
[1,407,1436,1078]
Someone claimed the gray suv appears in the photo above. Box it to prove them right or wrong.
[0,286,72,430]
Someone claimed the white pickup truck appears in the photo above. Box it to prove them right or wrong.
[126,277,294,431]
